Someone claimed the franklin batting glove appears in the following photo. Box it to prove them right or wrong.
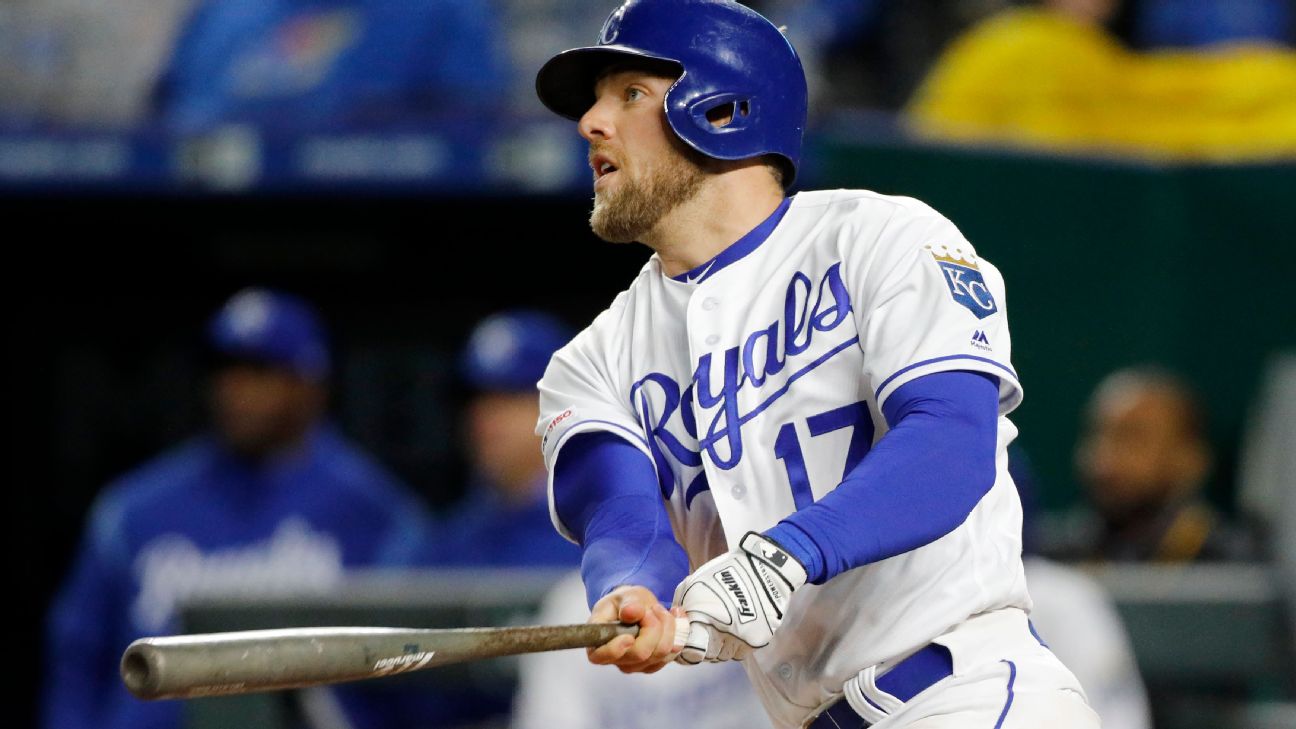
[672,531,808,664]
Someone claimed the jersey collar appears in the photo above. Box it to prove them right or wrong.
[671,196,792,285]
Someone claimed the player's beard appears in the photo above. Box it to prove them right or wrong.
[589,144,708,244]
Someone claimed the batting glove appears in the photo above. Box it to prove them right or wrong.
[673,532,807,664]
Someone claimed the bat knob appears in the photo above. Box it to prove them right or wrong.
[121,641,162,699]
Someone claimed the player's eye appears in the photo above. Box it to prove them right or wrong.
[625,87,645,102]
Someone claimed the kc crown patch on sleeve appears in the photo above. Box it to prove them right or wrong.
[926,244,998,319]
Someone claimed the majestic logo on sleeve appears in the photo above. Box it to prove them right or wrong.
[629,263,857,507]
[927,244,998,319]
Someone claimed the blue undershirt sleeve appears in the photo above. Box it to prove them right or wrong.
[764,370,1001,584]
[553,431,691,608]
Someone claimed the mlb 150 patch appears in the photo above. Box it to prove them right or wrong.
[926,245,998,319]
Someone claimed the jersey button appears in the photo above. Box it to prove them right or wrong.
[704,334,720,346]
[777,663,793,680]
[730,483,746,500]
[702,297,719,311]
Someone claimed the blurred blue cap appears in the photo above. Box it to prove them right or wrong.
[460,310,572,392]
[207,288,330,380]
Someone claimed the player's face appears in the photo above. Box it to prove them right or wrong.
[210,363,323,458]
[466,391,544,498]
[579,67,708,243]
[1074,386,1207,520]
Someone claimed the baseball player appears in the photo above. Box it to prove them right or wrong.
[42,289,429,729]
[530,2,1101,728]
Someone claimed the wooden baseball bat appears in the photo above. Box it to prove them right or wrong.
[121,623,639,701]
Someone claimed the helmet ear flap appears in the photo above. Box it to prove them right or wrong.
[685,92,756,136]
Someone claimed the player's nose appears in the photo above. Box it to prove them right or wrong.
[578,100,614,143]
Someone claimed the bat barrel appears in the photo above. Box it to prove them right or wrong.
[122,628,401,700]
[121,624,638,701]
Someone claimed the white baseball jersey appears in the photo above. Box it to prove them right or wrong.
[537,189,1033,728]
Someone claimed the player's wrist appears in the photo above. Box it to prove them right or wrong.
[738,531,808,600]
[759,522,825,584]
[599,584,662,609]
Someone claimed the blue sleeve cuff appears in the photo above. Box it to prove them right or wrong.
[763,521,827,584]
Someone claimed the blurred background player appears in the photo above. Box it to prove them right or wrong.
[427,309,582,568]
[343,310,583,729]
[41,287,430,729]
[1065,365,1259,563]
[512,570,774,729]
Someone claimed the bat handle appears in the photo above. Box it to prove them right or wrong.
[673,616,691,648]
[583,622,641,645]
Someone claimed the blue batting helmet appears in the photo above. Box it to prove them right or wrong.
[535,0,807,188]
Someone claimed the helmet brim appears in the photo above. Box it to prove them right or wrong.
[535,46,683,121]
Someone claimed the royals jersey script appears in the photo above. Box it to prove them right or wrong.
[537,189,1033,727]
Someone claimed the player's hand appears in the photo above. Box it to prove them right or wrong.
[587,585,689,674]
[673,532,808,664]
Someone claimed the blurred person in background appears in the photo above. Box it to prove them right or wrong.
[41,288,430,729]
[512,570,774,729]
[905,0,1296,160]
[342,310,582,729]
[1010,446,1153,729]
[1064,366,1259,563]
[427,309,581,568]
[152,0,509,133]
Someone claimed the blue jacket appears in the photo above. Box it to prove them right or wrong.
[431,476,581,568]
[335,476,581,729]
[42,425,429,729]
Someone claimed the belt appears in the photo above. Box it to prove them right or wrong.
[807,644,954,729]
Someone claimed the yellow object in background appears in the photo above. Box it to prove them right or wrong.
[906,8,1296,161]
